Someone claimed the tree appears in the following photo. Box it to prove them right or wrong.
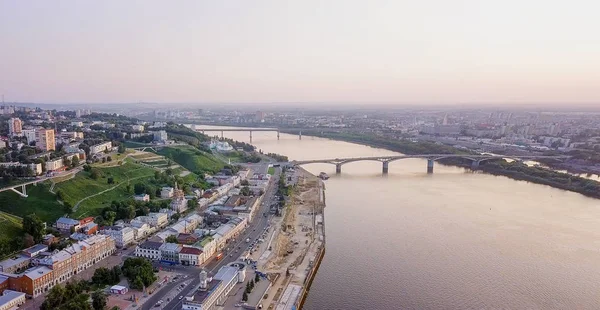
[165,235,178,243]
[240,186,251,196]
[92,290,107,310]
[187,198,198,210]
[23,213,45,243]
[122,257,157,290]
[242,291,248,302]
[83,164,92,172]
[118,144,126,154]
[107,156,112,162]
[90,168,101,180]
[255,273,260,282]
[134,183,146,195]
[101,157,106,163]
[107,177,114,184]
[71,156,80,168]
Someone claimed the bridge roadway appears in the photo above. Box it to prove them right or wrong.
[193,127,305,141]
[289,154,569,174]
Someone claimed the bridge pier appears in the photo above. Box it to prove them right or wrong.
[427,159,434,174]
[249,130,253,143]
[221,131,224,139]
[299,131,302,140]
[277,131,280,140]
[382,161,389,174]
[335,163,342,174]
[471,160,480,170]
[22,185,27,196]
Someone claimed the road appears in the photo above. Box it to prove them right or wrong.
[143,165,281,310]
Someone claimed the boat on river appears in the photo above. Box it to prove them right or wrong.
[318,172,329,180]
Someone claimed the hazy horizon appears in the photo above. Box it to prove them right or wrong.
[1,1,599,105]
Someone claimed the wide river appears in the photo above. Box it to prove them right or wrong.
[196,126,600,310]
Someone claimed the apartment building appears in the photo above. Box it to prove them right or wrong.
[35,128,55,151]
[45,158,64,171]
[89,141,112,155]
[0,290,26,310]
[7,118,22,136]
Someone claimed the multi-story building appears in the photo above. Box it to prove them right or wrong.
[182,265,245,310]
[55,217,81,232]
[14,266,53,298]
[161,187,174,198]
[153,130,168,142]
[147,213,168,227]
[0,255,30,274]
[38,250,72,285]
[0,289,26,310]
[134,241,162,261]
[7,118,22,136]
[179,247,203,266]
[89,141,112,155]
[159,243,182,264]
[131,222,150,240]
[45,158,64,172]
[100,226,135,248]
[22,129,36,144]
[35,128,55,151]
[131,124,144,132]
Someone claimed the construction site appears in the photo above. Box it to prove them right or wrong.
[245,167,326,310]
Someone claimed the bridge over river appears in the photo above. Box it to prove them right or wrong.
[291,154,569,174]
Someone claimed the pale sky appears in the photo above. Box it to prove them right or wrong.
[1,0,599,104]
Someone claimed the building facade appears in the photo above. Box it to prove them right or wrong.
[35,128,55,151]
[100,226,135,248]
[7,118,22,136]
[134,241,162,260]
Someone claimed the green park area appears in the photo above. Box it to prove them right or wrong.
[0,182,65,223]
[54,161,156,218]
[268,167,275,175]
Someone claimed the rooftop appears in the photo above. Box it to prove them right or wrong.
[0,255,30,270]
[180,247,203,255]
[186,279,222,305]
[24,266,53,280]
[56,217,80,225]
[22,244,49,256]
[159,242,181,252]
[138,241,162,250]
[0,290,26,304]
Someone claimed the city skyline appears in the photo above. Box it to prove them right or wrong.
[1,0,599,104]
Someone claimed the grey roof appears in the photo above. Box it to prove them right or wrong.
[56,217,80,225]
[24,266,52,280]
[0,255,30,270]
[0,289,26,305]
[22,244,48,256]
[159,242,181,253]
[139,241,162,250]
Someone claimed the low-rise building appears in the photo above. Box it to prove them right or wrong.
[159,243,182,264]
[182,266,244,310]
[147,213,168,227]
[0,255,30,274]
[131,222,151,240]
[179,247,203,266]
[89,141,112,155]
[45,158,64,171]
[134,194,150,202]
[22,244,48,258]
[100,226,135,248]
[161,187,174,198]
[55,217,81,232]
[16,266,54,298]
[134,241,162,261]
[0,289,25,310]
[177,233,200,245]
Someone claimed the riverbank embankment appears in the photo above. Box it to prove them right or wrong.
[255,167,325,310]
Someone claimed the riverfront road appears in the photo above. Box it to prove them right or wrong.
[143,165,280,310]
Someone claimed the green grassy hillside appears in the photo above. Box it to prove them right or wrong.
[157,146,224,174]
[0,182,64,223]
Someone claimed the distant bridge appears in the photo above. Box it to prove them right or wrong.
[194,127,302,141]
[292,154,569,174]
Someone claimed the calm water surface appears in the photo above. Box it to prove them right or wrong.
[197,126,600,310]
